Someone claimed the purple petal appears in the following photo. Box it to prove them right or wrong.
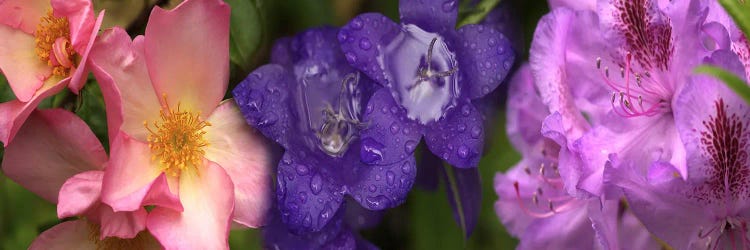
[547,0,595,11]
[276,150,345,233]
[263,204,356,249]
[232,65,295,149]
[343,198,384,230]
[346,150,417,211]
[588,199,660,250]
[606,160,715,249]
[424,102,484,168]
[399,0,458,34]
[440,164,481,237]
[479,0,524,54]
[359,88,423,166]
[339,13,400,86]
[674,50,749,190]
[517,207,595,250]
[506,64,549,154]
[455,24,515,99]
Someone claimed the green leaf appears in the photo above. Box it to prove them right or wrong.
[225,0,264,73]
[719,0,750,37]
[695,65,750,104]
[457,0,501,27]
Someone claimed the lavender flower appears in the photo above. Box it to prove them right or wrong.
[232,27,417,233]
[530,0,712,197]
[338,0,515,169]
[607,50,750,249]
[496,64,658,249]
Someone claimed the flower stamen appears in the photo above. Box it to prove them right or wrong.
[145,95,210,176]
[35,10,75,77]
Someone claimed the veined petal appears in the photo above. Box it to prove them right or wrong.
[0,0,49,34]
[147,161,234,250]
[2,108,105,203]
[0,24,52,102]
[144,0,230,116]
[204,100,273,228]
[89,28,161,142]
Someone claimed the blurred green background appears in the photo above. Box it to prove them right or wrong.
[0,0,549,248]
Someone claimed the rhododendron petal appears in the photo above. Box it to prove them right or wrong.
[2,108,105,203]
[89,28,161,142]
[0,25,52,102]
[147,161,234,250]
[29,221,97,250]
[58,171,104,219]
[144,0,229,116]
[0,0,49,34]
[205,100,272,228]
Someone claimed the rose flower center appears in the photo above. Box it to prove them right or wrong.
[145,100,211,176]
[35,10,76,77]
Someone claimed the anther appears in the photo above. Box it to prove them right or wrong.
[524,166,531,175]
[620,67,625,78]
[604,67,609,78]
[537,187,544,196]
[532,193,539,205]
[596,57,601,69]
[548,201,556,213]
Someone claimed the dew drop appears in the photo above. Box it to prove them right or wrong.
[441,0,456,12]
[471,126,481,139]
[401,161,412,174]
[457,145,469,159]
[361,137,385,164]
[295,164,309,176]
[359,37,372,50]
[351,18,364,30]
[404,140,417,154]
[310,174,323,195]
[365,195,391,210]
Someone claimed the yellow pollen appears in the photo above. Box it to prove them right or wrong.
[34,10,75,77]
[145,97,210,176]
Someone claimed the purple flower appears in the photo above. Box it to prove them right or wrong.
[338,0,515,168]
[607,50,750,249]
[703,0,750,81]
[530,0,712,197]
[232,27,417,233]
[496,64,659,249]
[263,200,381,250]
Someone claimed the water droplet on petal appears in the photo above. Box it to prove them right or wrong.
[368,185,377,192]
[345,52,357,63]
[258,112,278,127]
[390,122,400,134]
[359,38,372,50]
[461,104,471,116]
[401,161,412,174]
[365,195,391,210]
[386,171,395,186]
[298,191,308,204]
[457,145,469,159]
[351,18,364,30]
[303,213,312,228]
[442,0,456,12]
[404,140,417,154]
[310,174,323,195]
[471,126,481,139]
[361,137,385,164]
[295,164,309,176]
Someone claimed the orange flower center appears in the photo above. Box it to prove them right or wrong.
[34,10,75,77]
[145,97,210,176]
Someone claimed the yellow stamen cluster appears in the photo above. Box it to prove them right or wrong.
[34,10,74,77]
[145,100,211,177]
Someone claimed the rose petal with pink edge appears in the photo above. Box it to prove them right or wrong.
[205,100,272,228]
[89,28,161,142]
[50,0,95,52]
[58,170,104,219]
[147,161,234,250]
[29,221,97,250]
[99,205,148,239]
[0,0,49,34]
[0,25,52,102]
[144,0,230,116]
[2,108,105,203]
[101,133,163,212]
[68,10,104,94]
